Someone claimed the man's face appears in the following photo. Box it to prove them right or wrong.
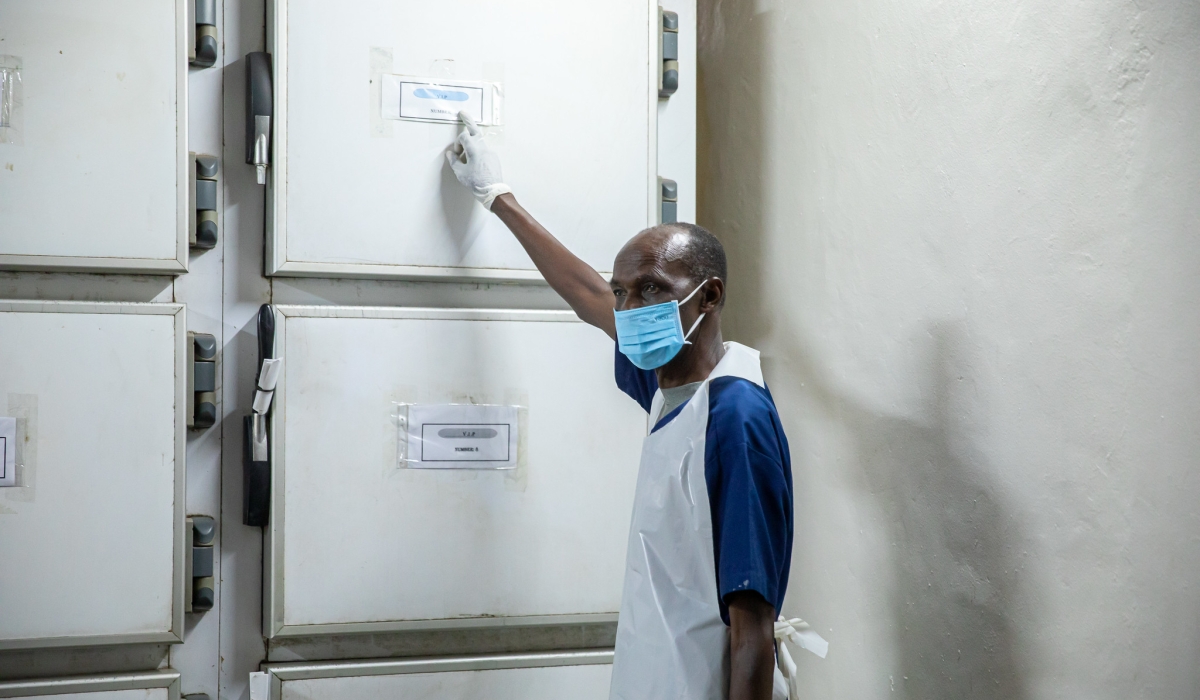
[609,228,698,312]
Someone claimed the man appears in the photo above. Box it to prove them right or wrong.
[447,114,795,700]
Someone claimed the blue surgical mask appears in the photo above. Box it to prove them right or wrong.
[614,281,708,370]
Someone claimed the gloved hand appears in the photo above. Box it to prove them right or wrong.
[445,111,512,210]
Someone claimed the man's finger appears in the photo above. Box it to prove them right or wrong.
[457,130,482,158]
[458,110,482,137]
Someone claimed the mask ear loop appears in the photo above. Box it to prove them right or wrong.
[679,279,708,306]
[680,279,710,346]
[681,313,706,345]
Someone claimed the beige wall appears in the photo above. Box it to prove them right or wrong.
[698,0,1200,696]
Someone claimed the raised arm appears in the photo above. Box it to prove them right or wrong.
[446,114,616,338]
[490,194,615,337]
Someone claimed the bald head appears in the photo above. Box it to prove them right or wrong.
[617,222,727,291]
[610,222,728,319]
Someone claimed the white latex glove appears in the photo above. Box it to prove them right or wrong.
[445,111,512,210]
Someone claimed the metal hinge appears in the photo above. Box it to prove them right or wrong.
[659,8,679,98]
[185,516,215,613]
[189,0,218,68]
[658,177,678,224]
[189,153,219,249]
[188,0,218,68]
[187,331,217,429]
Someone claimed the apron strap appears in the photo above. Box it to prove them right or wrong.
[708,342,765,387]
[774,616,829,699]
[647,389,665,435]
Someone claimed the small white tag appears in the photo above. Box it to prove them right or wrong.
[252,390,274,415]
[381,75,501,125]
[400,81,483,122]
[0,416,14,487]
[249,672,271,700]
[257,358,282,392]
[421,423,511,462]
[400,404,519,469]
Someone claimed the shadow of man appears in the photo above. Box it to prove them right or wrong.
[779,323,1030,699]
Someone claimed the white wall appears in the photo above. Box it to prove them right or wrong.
[698,0,1200,697]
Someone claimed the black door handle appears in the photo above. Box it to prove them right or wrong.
[243,304,275,527]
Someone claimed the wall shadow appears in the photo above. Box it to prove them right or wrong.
[793,325,1029,699]
[696,1,1029,695]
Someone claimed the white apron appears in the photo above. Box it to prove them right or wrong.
[609,342,775,700]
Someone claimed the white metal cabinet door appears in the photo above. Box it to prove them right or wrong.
[0,670,180,700]
[268,653,611,700]
[1,693,165,700]
[267,0,658,280]
[266,307,644,638]
[0,1,187,273]
[0,302,186,650]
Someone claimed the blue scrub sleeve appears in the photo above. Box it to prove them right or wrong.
[614,342,658,413]
[706,377,794,623]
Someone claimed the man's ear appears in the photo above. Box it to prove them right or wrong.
[699,278,725,312]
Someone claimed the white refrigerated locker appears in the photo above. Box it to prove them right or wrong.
[265,0,689,281]
[0,671,180,700]
[263,651,612,700]
[264,306,645,638]
[0,1,188,273]
[0,302,186,650]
